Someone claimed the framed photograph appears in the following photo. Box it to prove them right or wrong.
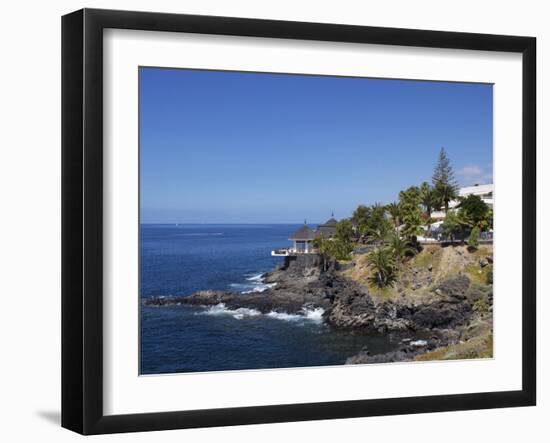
[62,8,536,435]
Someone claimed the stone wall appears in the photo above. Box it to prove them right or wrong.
[281,253,323,272]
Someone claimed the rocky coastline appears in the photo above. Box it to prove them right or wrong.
[144,246,493,363]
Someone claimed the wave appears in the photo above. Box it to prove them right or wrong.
[245,273,265,282]
[228,282,276,294]
[230,272,275,294]
[242,283,276,294]
[267,307,325,324]
[197,303,324,324]
[199,303,261,320]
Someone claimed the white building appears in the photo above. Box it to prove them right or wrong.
[431,183,493,220]
[458,183,493,207]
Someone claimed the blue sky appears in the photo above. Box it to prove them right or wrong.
[140,67,493,224]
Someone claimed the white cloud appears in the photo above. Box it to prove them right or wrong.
[456,164,493,185]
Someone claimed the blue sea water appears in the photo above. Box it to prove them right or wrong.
[140,224,396,374]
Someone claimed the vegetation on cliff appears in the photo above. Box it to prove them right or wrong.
[306,148,494,362]
[322,148,492,293]
[340,244,493,362]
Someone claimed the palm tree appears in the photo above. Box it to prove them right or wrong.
[366,247,397,288]
[400,207,423,241]
[314,235,333,272]
[434,182,458,214]
[441,210,462,242]
[386,202,401,229]
[366,223,392,246]
[420,182,438,235]
[388,231,416,265]
[420,182,439,220]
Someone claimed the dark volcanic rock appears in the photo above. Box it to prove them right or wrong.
[395,276,474,330]
[347,348,412,364]
[435,275,471,300]
[346,331,460,364]
[145,258,481,367]
[410,301,472,329]
[327,275,474,333]
[264,254,327,283]
[326,282,415,332]
[145,264,338,315]
[144,290,228,307]
[465,286,487,304]
[144,286,330,315]
[146,273,475,336]
[326,283,376,329]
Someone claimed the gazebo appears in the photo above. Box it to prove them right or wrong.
[271,215,339,256]
[288,224,317,253]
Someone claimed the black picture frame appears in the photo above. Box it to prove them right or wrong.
[62,8,536,435]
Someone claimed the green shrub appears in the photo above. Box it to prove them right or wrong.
[467,226,480,250]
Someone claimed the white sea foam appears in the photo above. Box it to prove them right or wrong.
[301,307,325,323]
[197,303,324,324]
[241,283,276,294]
[246,273,265,282]
[230,272,276,294]
[265,311,301,321]
[199,303,262,320]
[266,307,325,324]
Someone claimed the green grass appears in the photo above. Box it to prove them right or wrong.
[411,253,431,268]
[367,284,394,299]
[472,246,491,258]
[415,333,493,361]
[411,248,438,268]
[465,263,493,286]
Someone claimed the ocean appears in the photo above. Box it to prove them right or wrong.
[140,224,396,374]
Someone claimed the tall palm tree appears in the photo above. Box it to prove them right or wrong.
[434,182,458,214]
[386,202,401,229]
[314,235,333,272]
[366,223,392,246]
[420,182,434,218]
[388,231,416,265]
[420,182,438,235]
[400,207,423,241]
[441,210,462,242]
[366,247,397,288]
